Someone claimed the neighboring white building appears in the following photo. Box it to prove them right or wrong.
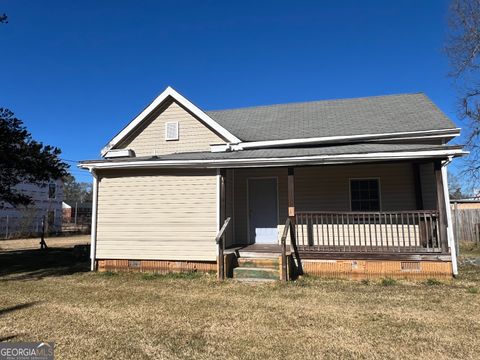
[0,179,63,238]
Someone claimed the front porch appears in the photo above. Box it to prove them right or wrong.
[216,160,453,280]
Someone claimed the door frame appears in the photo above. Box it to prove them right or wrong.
[246,176,279,244]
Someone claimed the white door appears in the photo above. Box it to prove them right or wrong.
[248,178,278,244]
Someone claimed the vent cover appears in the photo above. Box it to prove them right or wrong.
[165,121,179,141]
[400,261,421,272]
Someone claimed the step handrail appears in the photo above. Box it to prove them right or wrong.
[216,217,231,280]
[280,218,291,281]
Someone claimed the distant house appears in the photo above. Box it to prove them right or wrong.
[80,87,466,280]
[0,180,63,237]
[62,201,92,223]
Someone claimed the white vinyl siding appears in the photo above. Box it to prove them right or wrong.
[117,100,225,156]
[95,169,218,261]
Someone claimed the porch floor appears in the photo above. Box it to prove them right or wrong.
[225,244,286,258]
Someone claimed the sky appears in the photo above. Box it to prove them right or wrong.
[0,0,468,183]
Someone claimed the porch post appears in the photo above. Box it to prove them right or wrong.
[287,167,303,275]
[434,160,449,253]
[218,169,226,280]
[412,163,424,210]
[220,169,226,225]
[288,167,295,219]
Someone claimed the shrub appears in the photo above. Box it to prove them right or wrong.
[467,287,478,294]
[381,278,397,286]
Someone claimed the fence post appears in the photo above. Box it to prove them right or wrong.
[74,202,78,226]
[39,215,48,250]
[5,215,8,240]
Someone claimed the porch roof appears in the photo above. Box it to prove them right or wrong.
[79,143,465,169]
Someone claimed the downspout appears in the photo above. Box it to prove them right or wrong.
[441,159,458,276]
[90,169,99,271]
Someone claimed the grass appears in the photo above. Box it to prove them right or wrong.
[459,241,480,258]
[380,277,397,286]
[1,245,480,359]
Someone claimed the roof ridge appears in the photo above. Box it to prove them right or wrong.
[206,92,425,113]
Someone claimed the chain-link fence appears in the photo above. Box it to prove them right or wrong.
[0,210,91,239]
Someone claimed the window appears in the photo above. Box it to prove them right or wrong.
[165,121,179,141]
[350,179,380,211]
[48,183,56,199]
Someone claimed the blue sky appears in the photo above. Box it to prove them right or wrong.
[1,0,465,182]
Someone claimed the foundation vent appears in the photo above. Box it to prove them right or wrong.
[128,260,141,269]
[400,261,421,272]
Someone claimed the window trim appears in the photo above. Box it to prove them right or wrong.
[165,121,179,141]
[348,177,382,211]
[48,182,56,200]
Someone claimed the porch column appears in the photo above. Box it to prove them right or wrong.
[220,169,226,226]
[412,163,424,210]
[288,167,295,219]
[434,160,449,253]
[287,166,303,275]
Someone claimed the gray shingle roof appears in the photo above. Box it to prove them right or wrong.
[82,143,461,164]
[206,93,456,142]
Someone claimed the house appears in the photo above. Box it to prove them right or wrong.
[0,180,63,238]
[79,87,466,280]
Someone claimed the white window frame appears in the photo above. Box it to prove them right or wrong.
[349,177,382,211]
[165,121,179,141]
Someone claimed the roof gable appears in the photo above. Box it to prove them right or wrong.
[101,87,241,156]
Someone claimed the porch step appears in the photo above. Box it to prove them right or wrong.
[233,266,280,280]
[236,251,280,259]
[237,257,279,270]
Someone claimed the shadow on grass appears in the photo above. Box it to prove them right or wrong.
[0,301,41,316]
[0,247,89,281]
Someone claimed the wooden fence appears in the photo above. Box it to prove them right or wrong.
[451,206,480,243]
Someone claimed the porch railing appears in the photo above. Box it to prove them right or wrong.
[216,217,231,280]
[295,210,444,253]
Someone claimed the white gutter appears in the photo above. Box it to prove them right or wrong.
[90,170,99,271]
[442,162,458,275]
[79,148,467,171]
[215,128,461,152]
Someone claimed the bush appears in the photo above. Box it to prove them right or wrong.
[381,278,397,286]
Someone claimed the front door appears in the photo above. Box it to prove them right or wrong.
[248,178,278,244]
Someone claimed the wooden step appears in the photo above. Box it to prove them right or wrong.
[233,267,280,280]
[237,257,279,270]
[237,251,281,258]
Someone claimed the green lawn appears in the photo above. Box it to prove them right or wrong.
[0,244,479,359]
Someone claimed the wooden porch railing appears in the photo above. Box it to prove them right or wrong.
[216,217,231,280]
[295,210,445,253]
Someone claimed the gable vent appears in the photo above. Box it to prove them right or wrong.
[165,121,179,141]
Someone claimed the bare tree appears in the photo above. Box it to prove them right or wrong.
[446,0,480,189]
